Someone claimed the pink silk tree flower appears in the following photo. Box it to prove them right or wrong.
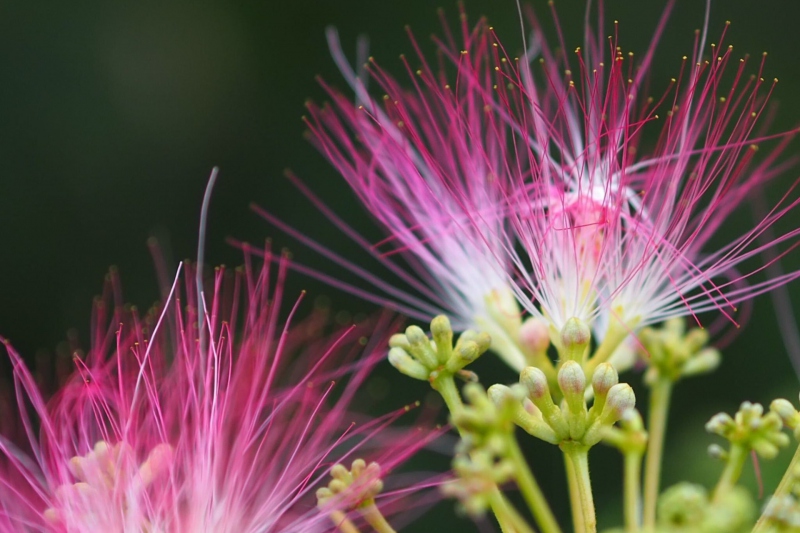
[263,3,800,371]
[292,20,547,371]
[489,1,800,347]
[0,248,438,532]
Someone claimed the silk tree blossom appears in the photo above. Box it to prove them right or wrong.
[0,250,438,533]
[274,21,536,370]
[479,1,800,354]
[261,3,800,373]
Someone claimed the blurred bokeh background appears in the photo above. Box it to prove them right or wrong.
[1,0,799,530]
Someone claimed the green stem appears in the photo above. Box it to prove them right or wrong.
[506,436,563,533]
[488,487,537,533]
[712,443,748,503]
[753,443,800,532]
[360,504,396,533]
[564,450,586,533]
[584,319,632,377]
[643,375,673,530]
[562,443,596,533]
[434,375,534,533]
[432,374,463,420]
[623,451,643,532]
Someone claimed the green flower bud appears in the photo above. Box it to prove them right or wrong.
[560,317,591,362]
[601,383,636,425]
[431,315,454,364]
[771,398,800,428]
[752,439,781,460]
[707,443,728,461]
[558,360,586,396]
[521,366,550,400]
[559,361,588,440]
[705,412,736,437]
[591,362,619,397]
[683,327,710,353]
[681,347,721,376]
[705,485,756,532]
[489,384,558,444]
[487,384,514,406]
[388,333,410,350]
[445,341,480,373]
[520,366,569,440]
[657,482,708,529]
[317,459,384,510]
[405,325,438,368]
[388,347,430,381]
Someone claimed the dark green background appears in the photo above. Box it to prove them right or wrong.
[1,1,799,530]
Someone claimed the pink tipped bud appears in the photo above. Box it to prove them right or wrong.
[603,383,636,422]
[520,366,550,400]
[557,361,586,396]
[591,363,619,397]
[560,317,591,362]
[519,317,550,353]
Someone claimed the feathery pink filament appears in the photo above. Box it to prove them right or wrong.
[0,248,439,532]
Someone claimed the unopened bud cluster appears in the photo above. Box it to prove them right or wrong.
[761,475,800,533]
[442,383,520,516]
[515,359,636,447]
[757,396,800,532]
[316,459,384,510]
[44,440,173,524]
[388,315,490,383]
[657,482,755,532]
[640,318,720,384]
[771,394,800,441]
[706,401,790,460]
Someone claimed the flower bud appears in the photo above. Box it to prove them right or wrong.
[519,317,550,353]
[705,412,735,436]
[317,459,384,510]
[520,366,568,440]
[388,347,430,381]
[558,361,586,396]
[770,398,800,428]
[591,363,618,398]
[388,333,410,350]
[472,331,492,354]
[681,348,721,377]
[588,362,619,424]
[657,482,708,529]
[752,439,781,460]
[683,327,710,354]
[520,366,550,400]
[560,317,591,362]
[405,325,437,368]
[445,340,481,373]
[602,383,636,423]
[558,361,586,398]
[487,384,514,406]
[139,443,173,486]
[559,361,588,439]
[522,398,542,418]
[707,443,727,461]
[431,315,453,364]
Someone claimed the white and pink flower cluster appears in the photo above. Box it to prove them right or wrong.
[0,250,439,532]
[298,4,800,369]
